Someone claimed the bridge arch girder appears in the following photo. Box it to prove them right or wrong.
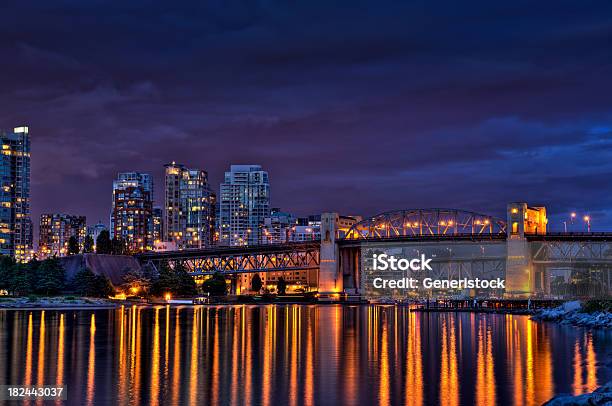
[342,208,506,241]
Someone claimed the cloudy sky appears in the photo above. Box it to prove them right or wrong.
[1,1,611,234]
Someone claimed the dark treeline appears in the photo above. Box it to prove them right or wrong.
[0,256,112,297]
[0,254,215,298]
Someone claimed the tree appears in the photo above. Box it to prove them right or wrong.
[277,276,287,295]
[111,238,126,255]
[174,262,197,296]
[8,264,32,296]
[83,235,94,253]
[0,255,15,292]
[201,272,227,296]
[71,267,96,295]
[36,258,65,295]
[150,261,197,297]
[71,268,114,297]
[94,275,115,297]
[122,266,153,296]
[96,230,112,254]
[251,273,262,293]
[67,236,80,255]
[150,262,175,296]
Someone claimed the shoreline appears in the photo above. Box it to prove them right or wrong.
[0,299,555,316]
[0,297,609,325]
[0,305,119,310]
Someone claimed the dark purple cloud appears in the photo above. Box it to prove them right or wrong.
[0,0,611,241]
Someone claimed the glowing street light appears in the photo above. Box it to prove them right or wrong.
[583,215,591,232]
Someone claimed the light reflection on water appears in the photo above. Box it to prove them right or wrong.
[0,305,610,406]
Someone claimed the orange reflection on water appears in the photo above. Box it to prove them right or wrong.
[405,310,423,406]
[56,314,65,385]
[54,314,65,406]
[261,306,276,406]
[379,311,390,406]
[304,308,314,406]
[230,308,240,406]
[289,306,300,406]
[151,308,160,406]
[134,307,142,405]
[172,308,181,406]
[440,315,459,406]
[3,304,607,406]
[164,305,170,395]
[343,306,358,406]
[572,339,583,395]
[86,314,96,405]
[515,318,554,406]
[24,313,33,386]
[189,308,199,406]
[510,316,524,405]
[475,318,495,406]
[585,333,598,393]
[211,311,220,406]
[117,307,127,406]
[36,311,46,388]
[244,307,252,404]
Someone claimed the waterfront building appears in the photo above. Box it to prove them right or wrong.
[39,214,86,257]
[0,126,32,261]
[336,215,362,237]
[219,165,270,246]
[110,172,153,252]
[291,225,321,242]
[261,209,295,244]
[164,162,215,248]
[291,214,322,241]
[152,240,177,252]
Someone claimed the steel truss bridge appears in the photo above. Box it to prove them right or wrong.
[136,209,612,296]
[528,233,612,265]
[139,241,320,276]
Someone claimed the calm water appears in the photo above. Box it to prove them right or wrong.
[0,306,610,406]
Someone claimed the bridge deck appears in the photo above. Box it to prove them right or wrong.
[526,232,612,241]
[337,233,507,247]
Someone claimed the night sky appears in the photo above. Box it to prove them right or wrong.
[1,1,612,237]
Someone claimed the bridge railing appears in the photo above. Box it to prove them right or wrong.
[526,232,612,241]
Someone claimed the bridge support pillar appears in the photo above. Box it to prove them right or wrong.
[319,213,343,295]
[505,203,536,297]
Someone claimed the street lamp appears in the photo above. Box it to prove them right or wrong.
[583,215,591,232]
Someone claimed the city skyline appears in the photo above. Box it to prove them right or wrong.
[3,135,607,251]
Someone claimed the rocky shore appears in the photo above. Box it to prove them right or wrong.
[531,301,612,329]
[543,381,612,405]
